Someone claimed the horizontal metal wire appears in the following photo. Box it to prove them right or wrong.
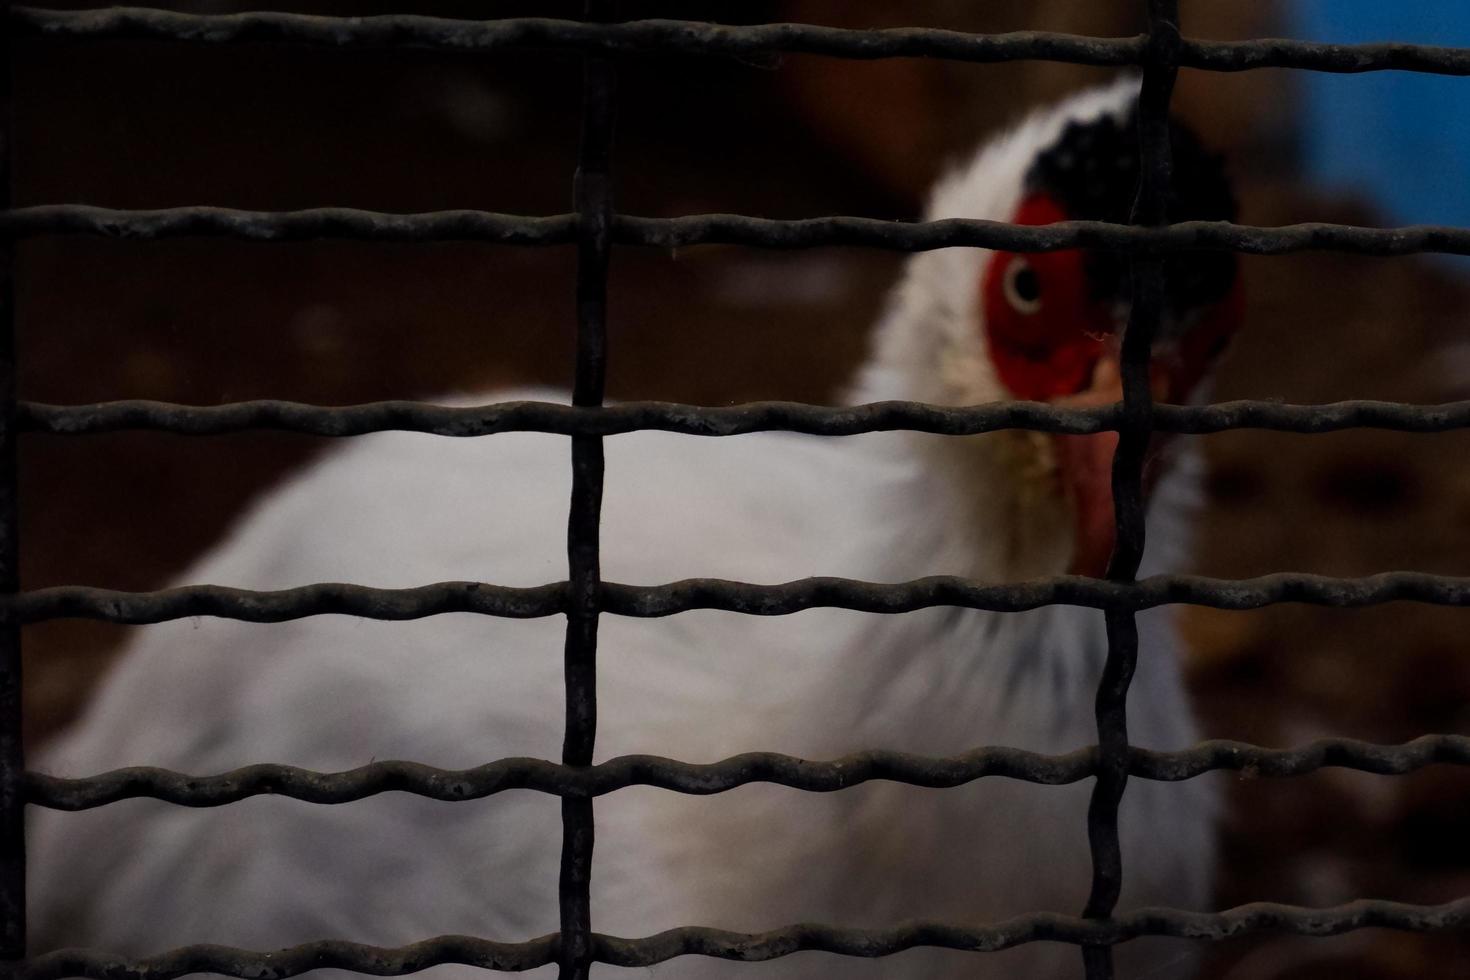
[17,8,1470,972]
[27,735,1470,811]
[1,206,573,244]
[6,582,564,624]
[19,398,1470,438]
[10,206,1470,256]
[19,896,1470,980]
[8,572,1470,626]
[12,8,1470,77]
[20,936,557,980]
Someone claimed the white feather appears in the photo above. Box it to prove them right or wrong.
[29,78,1216,979]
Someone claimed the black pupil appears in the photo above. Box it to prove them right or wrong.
[1012,264,1041,303]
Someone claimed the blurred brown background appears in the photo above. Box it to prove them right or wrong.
[16,2,1470,978]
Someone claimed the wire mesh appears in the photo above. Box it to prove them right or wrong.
[7,2,1470,979]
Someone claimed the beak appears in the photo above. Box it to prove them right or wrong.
[1050,355,1170,577]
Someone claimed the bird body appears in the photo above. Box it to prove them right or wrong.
[29,79,1234,978]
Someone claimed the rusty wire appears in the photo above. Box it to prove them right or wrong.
[23,734,1470,810]
[556,5,616,975]
[10,205,1470,255]
[18,397,1470,437]
[11,7,1470,76]
[8,570,1470,626]
[19,898,1470,980]
[9,3,1470,980]
[1078,5,1179,974]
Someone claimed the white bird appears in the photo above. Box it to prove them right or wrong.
[29,78,1241,979]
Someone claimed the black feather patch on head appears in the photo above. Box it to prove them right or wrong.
[1024,107,1238,331]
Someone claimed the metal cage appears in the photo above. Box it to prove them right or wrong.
[7,3,1470,979]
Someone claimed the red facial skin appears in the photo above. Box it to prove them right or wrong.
[981,192,1244,576]
[982,195,1110,402]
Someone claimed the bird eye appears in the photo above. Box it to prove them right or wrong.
[1003,258,1042,315]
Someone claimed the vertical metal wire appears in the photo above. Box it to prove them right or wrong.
[16,7,1468,977]
[559,1,616,978]
[1081,2,1180,978]
[0,1,19,962]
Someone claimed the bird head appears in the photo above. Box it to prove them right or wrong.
[854,78,1241,580]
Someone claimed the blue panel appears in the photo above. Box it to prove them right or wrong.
[1292,0,1470,230]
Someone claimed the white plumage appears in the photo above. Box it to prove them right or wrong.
[30,79,1219,979]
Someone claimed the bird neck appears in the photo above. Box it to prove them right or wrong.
[823,385,1203,754]
[830,434,1202,756]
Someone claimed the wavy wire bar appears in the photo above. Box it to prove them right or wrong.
[18,898,1470,980]
[556,4,616,976]
[10,3,1470,980]
[8,570,1470,625]
[8,205,1470,255]
[1078,4,1179,976]
[16,397,1470,437]
[10,7,1470,76]
[8,571,1470,626]
[24,735,1470,810]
